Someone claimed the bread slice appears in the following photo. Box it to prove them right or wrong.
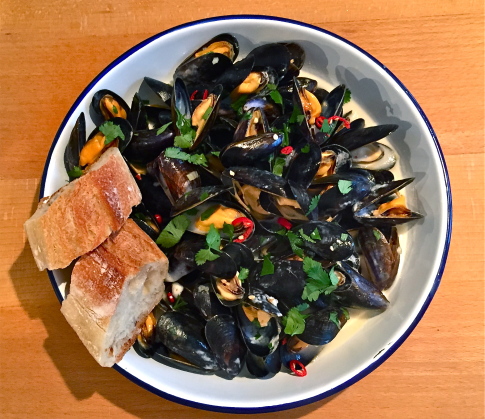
[60,219,168,367]
[24,147,142,271]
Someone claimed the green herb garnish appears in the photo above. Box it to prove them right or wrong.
[202,106,213,120]
[261,254,275,276]
[112,105,118,115]
[164,147,208,167]
[320,118,332,134]
[341,233,349,241]
[238,267,249,282]
[329,311,341,329]
[67,166,83,178]
[337,179,353,195]
[199,191,209,201]
[299,228,316,243]
[306,194,321,215]
[269,89,283,108]
[230,94,248,113]
[301,257,338,301]
[200,206,217,221]
[99,121,125,145]
[286,230,304,258]
[282,305,310,336]
[310,228,322,240]
[272,156,286,176]
[343,88,352,104]
[300,144,310,153]
[173,108,196,148]
[156,214,190,248]
[156,122,171,135]
[172,295,188,311]
[373,229,382,241]
[195,224,221,265]
[222,222,234,242]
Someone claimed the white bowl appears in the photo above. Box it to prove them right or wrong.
[40,15,452,413]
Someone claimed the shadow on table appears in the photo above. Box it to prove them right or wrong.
[9,182,340,418]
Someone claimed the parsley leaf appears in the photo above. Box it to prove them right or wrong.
[300,144,310,153]
[156,122,172,135]
[174,132,195,149]
[301,257,335,301]
[288,105,303,124]
[222,222,234,242]
[320,118,332,134]
[202,106,213,120]
[206,224,221,250]
[99,121,125,145]
[230,94,248,112]
[373,229,382,241]
[199,191,209,201]
[200,206,217,221]
[156,214,190,248]
[306,194,321,215]
[67,166,83,178]
[164,147,208,167]
[338,179,353,195]
[172,295,188,311]
[195,248,220,265]
[282,306,309,336]
[341,307,350,320]
[343,88,352,104]
[211,150,221,157]
[266,83,277,90]
[286,230,304,258]
[269,89,283,108]
[299,228,315,243]
[310,228,322,240]
[340,233,349,241]
[238,267,249,282]
[261,254,275,276]
[272,156,286,176]
[329,311,341,329]
[112,105,118,115]
[175,107,193,136]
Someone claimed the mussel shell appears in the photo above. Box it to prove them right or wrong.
[205,314,246,379]
[64,112,86,179]
[223,242,254,269]
[128,93,143,130]
[193,281,231,320]
[279,337,321,368]
[295,221,355,262]
[90,89,131,126]
[183,33,239,65]
[134,174,173,218]
[147,151,201,205]
[142,77,173,105]
[355,178,414,211]
[206,121,236,150]
[236,304,280,357]
[157,311,219,371]
[247,43,291,81]
[233,107,270,142]
[333,261,389,310]
[123,127,174,164]
[213,55,254,96]
[174,53,233,85]
[245,350,281,378]
[279,42,305,83]
[297,307,348,345]
[358,226,400,290]
[171,185,231,216]
[86,117,133,154]
[286,140,322,190]
[244,287,282,317]
[328,124,399,151]
[242,96,282,121]
[221,132,283,168]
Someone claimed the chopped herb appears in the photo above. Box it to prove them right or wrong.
[184,208,198,216]
[299,228,316,243]
[282,123,290,147]
[320,118,332,134]
[306,194,321,215]
[200,206,217,221]
[99,121,125,145]
[373,229,382,241]
[337,179,353,195]
[268,342,274,350]
[206,223,221,250]
[164,147,208,167]
[222,222,234,242]
[289,105,303,124]
[242,112,252,120]
[238,267,249,282]
[282,306,310,336]
[211,151,221,157]
[112,105,118,114]
[172,295,188,311]
[286,230,304,258]
[300,144,310,153]
[67,166,83,178]
[341,307,350,320]
[175,107,193,135]
[301,257,336,301]
[156,122,172,135]
[272,156,286,176]
[156,214,190,248]
[343,89,352,104]
[230,94,248,113]
[202,106,213,120]
[195,248,220,265]
[174,132,195,149]
[329,311,341,329]
[251,318,261,328]
[266,83,277,90]
[261,254,275,276]
[340,233,349,241]
[296,303,309,312]
[310,228,322,240]
[199,191,209,201]
[296,114,305,124]
[269,89,283,108]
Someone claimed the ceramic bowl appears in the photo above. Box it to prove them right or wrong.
[41,15,452,413]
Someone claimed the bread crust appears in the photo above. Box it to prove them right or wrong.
[61,220,168,367]
[24,147,141,270]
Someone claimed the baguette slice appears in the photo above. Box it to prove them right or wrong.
[60,219,168,367]
[24,147,142,271]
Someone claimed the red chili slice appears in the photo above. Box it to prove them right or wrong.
[280,146,294,155]
[315,115,350,130]
[167,292,175,304]
[135,173,142,181]
[189,90,199,101]
[289,360,307,377]
[277,217,292,230]
[154,214,162,224]
[202,89,209,100]
[231,217,254,242]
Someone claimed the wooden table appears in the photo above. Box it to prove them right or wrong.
[1,1,483,417]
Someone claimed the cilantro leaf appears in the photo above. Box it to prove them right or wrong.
[296,303,309,312]
[199,191,209,201]
[306,194,321,215]
[206,224,221,250]
[343,89,352,104]
[266,83,277,90]
[175,107,194,136]
[174,132,195,149]
[269,89,283,108]
[289,105,303,124]
[286,230,304,258]
[340,233,349,241]
[272,156,286,176]
[156,214,190,248]
[341,307,350,320]
[230,94,248,112]
[222,222,234,242]
[329,311,341,329]
[301,257,335,301]
[310,228,321,240]
[188,153,208,167]
[195,248,220,265]
[165,147,207,167]
[261,255,275,276]
[338,179,353,195]
[238,267,249,282]
[112,105,118,115]
[202,106,213,120]
[299,228,315,243]
[156,122,172,135]
[99,121,125,145]
[251,318,261,328]
[296,114,305,124]
[300,144,310,153]
[67,166,83,178]
[320,118,332,134]
[211,151,220,157]
[373,229,382,241]
[282,306,309,336]
[200,206,217,221]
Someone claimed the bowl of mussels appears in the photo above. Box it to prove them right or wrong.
[43,16,451,413]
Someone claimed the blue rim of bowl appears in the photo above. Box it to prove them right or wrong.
[40,14,452,414]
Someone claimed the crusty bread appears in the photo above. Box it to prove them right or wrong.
[24,147,142,271]
[60,219,168,367]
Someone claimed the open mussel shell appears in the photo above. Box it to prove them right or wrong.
[211,268,244,307]
[90,89,131,126]
[233,107,270,142]
[133,172,173,218]
[244,287,282,317]
[130,204,160,241]
[140,77,173,107]
[193,281,231,320]
[184,33,239,65]
[171,185,231,216]
[213,55,254,96]
[223,242,254,269]
[86,117,133,154]
[333,261,389,310]
[205,314,246,379]
[358,226,400,290]
[156,311,219,372]
[279,42,305,83]
[236,304,281,357]
[297,307,348,346]
[351,143,396,171]
[328,123,399,151]
[174,52,233,86]
[286,140,322,189]
[221,132,283,169]
[315,144,352,178]
[292,77,315,139]
[247,43,291,81]
[279,336,321,369]
[246,350,281,378]
[64,112,86,179]
[147,151,201,205]
[123,127,174,164]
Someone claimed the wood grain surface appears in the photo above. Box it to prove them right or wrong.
[1,1,483,417]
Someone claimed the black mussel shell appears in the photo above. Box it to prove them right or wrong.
[171,185,231,216]
[134,173,172,218]
[247,43,291,81]
[246,350,281,378]
[183,33,239,65]
[90,89,131,126]
[297,307,348,346]
[328,123,398,151]
[64,112,86,179]
[233,107,270,142]
[86,117,133,154]
[223,242,254,269]
[193,281,231,320]
[279,42,305,83]
[174,53,233,86]
[279,336,321,368]
[142,77,173,106]
[286,140,322,190]
[123,127,174,164]
[214,55,254,96]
